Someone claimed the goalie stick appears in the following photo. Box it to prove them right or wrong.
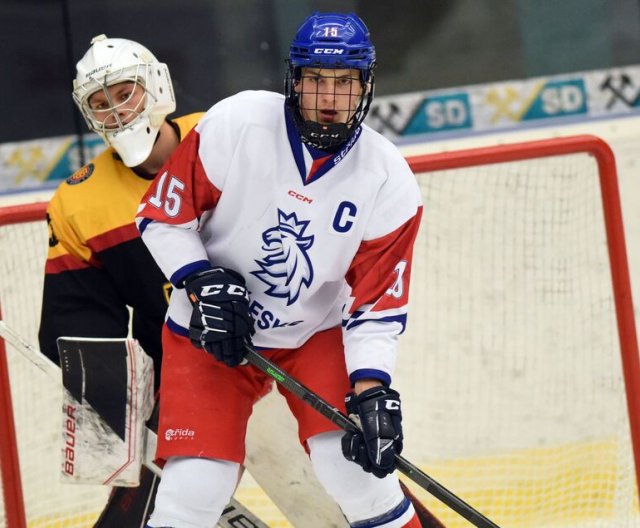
[243,344,502,528]
[0,320,268,528]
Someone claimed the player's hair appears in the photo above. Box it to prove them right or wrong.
[284,12,376,151]
[72,35,176,167]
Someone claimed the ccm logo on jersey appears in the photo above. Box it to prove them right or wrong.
[288,189,313,204]
[64,405,77,476]
[314,48,344,55]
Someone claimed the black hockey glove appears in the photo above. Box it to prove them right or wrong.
[184,267,254,367]
[341,386,403,478]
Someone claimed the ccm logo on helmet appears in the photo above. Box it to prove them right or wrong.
[314,48,344,55]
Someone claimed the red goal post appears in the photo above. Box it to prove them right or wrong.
[0,202,46,528]
[1,134,639,527]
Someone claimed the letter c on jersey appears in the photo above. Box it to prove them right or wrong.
[333,201,357,233]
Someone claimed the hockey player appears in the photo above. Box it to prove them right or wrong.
[39,34,199,382]
[138,11,424,528]
[38,34,202,526]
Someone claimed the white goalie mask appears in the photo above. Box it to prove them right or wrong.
[72,35,176,167]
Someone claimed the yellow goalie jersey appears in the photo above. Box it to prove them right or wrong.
[38,113,202,387]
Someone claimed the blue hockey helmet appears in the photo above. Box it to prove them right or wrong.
[285,12,376,151]
[289,12,376,72]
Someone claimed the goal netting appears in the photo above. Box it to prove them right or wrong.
[395,135,640,527]
[1,134,639,527]
[0,202,110,527]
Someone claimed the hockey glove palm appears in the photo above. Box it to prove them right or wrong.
[341,386,403,478]
[184,268,254,367]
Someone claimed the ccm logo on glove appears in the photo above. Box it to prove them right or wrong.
[191,283,249,299]
[342,386,403,478]
[184,267,254,367]
[385,399,400,410]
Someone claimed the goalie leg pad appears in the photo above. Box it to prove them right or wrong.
[58,337,155,486]
[147,456,240,527]
[308,431,415,527]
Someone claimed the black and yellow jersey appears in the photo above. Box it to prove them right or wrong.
[38,113,203,387]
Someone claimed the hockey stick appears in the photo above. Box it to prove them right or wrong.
[244,345,502,528]
[399,481,447,528]
[0,320,268,528]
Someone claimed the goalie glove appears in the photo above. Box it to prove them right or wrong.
[341,386,403,478]
[184,267,254,367]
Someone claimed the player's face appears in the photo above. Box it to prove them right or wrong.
[87,81,146,129]
[295,68,364,125]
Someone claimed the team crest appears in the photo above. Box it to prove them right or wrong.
[251,210,314,305]
[66,163,95,185]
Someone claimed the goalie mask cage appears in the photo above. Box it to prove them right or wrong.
[0,134,639,527]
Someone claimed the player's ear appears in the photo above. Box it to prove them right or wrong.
[293,68,304,93]
[360,79,372,98]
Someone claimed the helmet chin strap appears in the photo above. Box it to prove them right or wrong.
[299,121,350,152]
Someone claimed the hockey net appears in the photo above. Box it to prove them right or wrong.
[0,134,639,527]
[396,135,640,527]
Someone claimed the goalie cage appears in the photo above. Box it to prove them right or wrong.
[1,134,639,527]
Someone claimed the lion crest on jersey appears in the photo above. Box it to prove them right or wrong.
[252,209,314,305]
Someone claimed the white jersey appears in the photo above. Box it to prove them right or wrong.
[137,90,422,384]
